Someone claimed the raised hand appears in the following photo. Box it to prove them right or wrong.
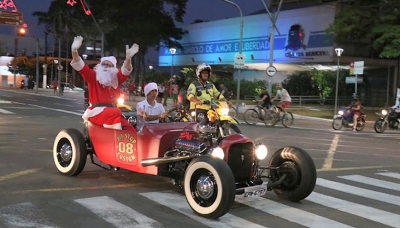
[71,36,83,52]
[126,43,139,59]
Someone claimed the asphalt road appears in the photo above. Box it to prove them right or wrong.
[1,87,400,228]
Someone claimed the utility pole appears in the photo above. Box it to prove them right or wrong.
[260,0,283,93]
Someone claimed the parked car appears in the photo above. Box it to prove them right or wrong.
[62,83,84,91]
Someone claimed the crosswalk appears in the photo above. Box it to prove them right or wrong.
[0,172,399,227]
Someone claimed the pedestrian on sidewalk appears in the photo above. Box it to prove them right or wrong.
[52,79,59,96]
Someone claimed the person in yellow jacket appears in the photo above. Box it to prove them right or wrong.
[186,63,226,124]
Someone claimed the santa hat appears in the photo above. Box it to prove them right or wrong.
[144,82,158,96]
[100,56,117,67]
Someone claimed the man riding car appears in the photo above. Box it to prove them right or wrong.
[70,35,139,130]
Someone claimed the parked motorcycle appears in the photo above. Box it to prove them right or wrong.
[374,108,400,133]
[332,107,366,131]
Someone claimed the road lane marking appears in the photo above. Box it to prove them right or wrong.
[75,196,162,228]
[338,174,400,191]
[12,102,83,116]
[0,168,40,182]
[307,192,400,227]
[235,194,352,228]
[377,172,400,179]
[322,134,340,170]
[0,108,14,114]
[141,192,266,228]
[317,178,400,206]
[1,182,166,195]
[0,202,59,228]
[317,165,399,172]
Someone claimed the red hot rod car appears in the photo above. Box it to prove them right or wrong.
[53,120,316,219]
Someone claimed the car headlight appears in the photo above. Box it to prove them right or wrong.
[117,97,125,105]
[338,110,344,115]
[255,143,268,160]
[210,146,224,160]
[382,109,387,115]
[220,107,229,116]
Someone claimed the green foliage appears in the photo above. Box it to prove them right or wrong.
[326,0,400,58]
[282,73,319,96]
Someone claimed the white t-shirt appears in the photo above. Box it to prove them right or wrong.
[136,99,165,130]
[277,89,291,102]
[158,85,165,93]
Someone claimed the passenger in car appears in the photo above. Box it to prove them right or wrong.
[136,82,168,131]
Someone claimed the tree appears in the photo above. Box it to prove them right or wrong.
[326,0,400,58]
[33,0,188,83]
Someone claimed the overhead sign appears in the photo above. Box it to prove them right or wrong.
[266,66,277,77]
[350,61,364,75]
[345,76,363,84]
[0,11,23,26]
[234,53,245,69]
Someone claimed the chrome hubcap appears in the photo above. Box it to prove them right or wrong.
[196,175,214,199]
[59,143,72,162]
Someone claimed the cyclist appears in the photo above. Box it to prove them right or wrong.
[271,83,291,114]
[255,86,272,117]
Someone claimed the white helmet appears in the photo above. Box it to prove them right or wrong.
[196,63,212,78]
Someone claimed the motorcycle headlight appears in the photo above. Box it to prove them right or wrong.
[382,109,387,115]
[220,107,229,116]
[255,143,268,160]
[338,110,344,115]
[210,146,224,159]
[117,97,125,105]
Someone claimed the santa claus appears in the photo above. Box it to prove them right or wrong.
[70,35,139,130]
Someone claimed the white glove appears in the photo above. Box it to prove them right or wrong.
[71,36,83,52]
[126,43,139,59]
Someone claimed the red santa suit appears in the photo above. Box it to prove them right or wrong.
[70,56,134,130]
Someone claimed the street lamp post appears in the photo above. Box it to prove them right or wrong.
[221,0,243,115]
[334,48,344,117]
[169,47,176,79]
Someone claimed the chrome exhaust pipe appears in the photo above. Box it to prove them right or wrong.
[141,154,196,167]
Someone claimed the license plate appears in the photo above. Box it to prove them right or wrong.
[243,185,267,197]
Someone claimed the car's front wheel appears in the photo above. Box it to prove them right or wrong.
[53,128,87,176]
[184,156,235,219]
[268,146,317,202]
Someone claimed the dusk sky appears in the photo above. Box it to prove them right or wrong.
[1,0,268,62]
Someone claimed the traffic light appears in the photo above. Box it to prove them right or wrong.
[17,27,26,36]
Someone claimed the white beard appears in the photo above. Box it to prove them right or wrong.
[95,65,119,89]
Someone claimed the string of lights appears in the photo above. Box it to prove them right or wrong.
[0,0,18,11]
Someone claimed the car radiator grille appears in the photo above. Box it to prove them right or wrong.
[227,142,254,182]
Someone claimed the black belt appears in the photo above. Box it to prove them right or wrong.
[89,103,116,107]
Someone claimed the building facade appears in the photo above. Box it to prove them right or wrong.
[158,2,399,106]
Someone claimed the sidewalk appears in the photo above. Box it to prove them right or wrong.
[0,86,339,130]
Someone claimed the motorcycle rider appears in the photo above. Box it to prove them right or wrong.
[349,93,362,132]
[186,63,226,125]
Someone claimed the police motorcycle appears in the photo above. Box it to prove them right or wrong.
[332,107,366,131]
[193,97,241,138]
[374,107,400,133]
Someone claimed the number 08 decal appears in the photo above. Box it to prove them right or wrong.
[116,133,137,164]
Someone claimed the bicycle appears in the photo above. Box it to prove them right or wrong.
[243,101,294,128]
[243,101,273,127]
[269,102,294,128]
